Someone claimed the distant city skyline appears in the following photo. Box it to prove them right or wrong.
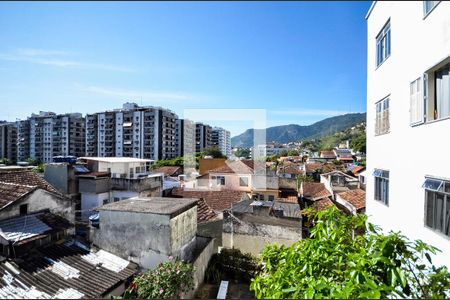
[0,1,370,136]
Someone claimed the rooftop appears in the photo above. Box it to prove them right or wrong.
[152,166,182,176]
[0,169,61,196]
[301,182,332,201]
[171,188,247,212]
[0,240,137,299]
[96,197,198,217]
[337,189,366,211]
[80,157,154,163]
[208,160,254,174]
[0,181,36,210]
[311,198,335,211]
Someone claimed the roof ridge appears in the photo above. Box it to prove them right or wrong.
[0,181,37,189]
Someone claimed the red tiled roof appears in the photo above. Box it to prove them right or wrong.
[320,151,336,159]
[301,182,331,201]
[337,189,366,210]
[153,166,182,176]
[338,157,354,161]
[0,169,61,196]
[208,160,254,174]
[351,166,366,176]
[171,188,246,212]
[196,198,218,223]
[279,195,299,203]
[305,163,324,173]
[0,181,37,209]
[312,198,335,211]
[278,164,304,175]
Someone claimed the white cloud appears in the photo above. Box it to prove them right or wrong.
[79,84,196,102]
[0,48,135,72]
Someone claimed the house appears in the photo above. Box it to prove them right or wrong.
[222,199,302,256]
[90,197,215,271]
[77,157,163,221]
[320,150,337,160]
[366,1,450,267]
[0,240,137,298]
[152,166,183,177]
[0,211,73,258]
[304,162,324,178]
[0,169,74,223]
[277,164,304,179]
[335,189,366,215]
[320,170,359,199]
[198,158,227,176]
[299,182,332,204]
[333,148,354,163]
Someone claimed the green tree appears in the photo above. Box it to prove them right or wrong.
[287,149,300,156]
[200,146,226,159]
[234,148,251,159]
[250,207,450,299]
[351,134,366,153]
[125,259,194,299]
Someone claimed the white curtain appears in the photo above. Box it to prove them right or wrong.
[436,67,450,119]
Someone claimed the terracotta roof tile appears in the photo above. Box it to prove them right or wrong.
[305,163,324,173]
[320,151,336,159]
[152,166,182,176]
[171,188,246,212]
[312,198,335,211]
[337,189,366,210]
[208,160,254,174]
[278,164,304,175]
[301,182,331,201]
[0,181,37,209]
[195,198,218,223]
[351,166,366,176]
[0,169,61,195]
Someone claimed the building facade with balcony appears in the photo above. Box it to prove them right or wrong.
[212,127,231,157]
[85,102,177,160]
[366,1,450,267]
[16,111,85,163]
[195,122,212,153]
[0,122,17,163]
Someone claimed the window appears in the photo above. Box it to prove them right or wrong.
[410,77,425,125]
[239,177,249,187]
[423,1,440,16]
[375,97,390,135]
[435,66,450,120]
[373,169,389,205]
[216,176,225,185]
[423,177,450,237]
[103,199,109,205]
[19,204,28,215]
[114,197,120,202]
[259,194,265,201]
[376,21,390,67]
[268,195,275,201]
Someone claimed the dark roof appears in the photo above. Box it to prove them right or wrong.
[0,169,61,196]
[0,181,37,209]
[231,199,301,219]
[96,197,197,217]
[301,182,331,201]
[171,188,247,212]
[0,241,137,299]
[337,189,366,210]
[152,166,182,176]
[305,163,324,173]
[208,160,254,174]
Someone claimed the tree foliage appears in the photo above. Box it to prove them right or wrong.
[152,156,184,169]
[125,259,194,299]
[199,146,226,159]
[234,148,251,159]
[351,133,366,153]
[250,207,450,299]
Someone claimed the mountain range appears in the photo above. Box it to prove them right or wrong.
[231,112,366,147]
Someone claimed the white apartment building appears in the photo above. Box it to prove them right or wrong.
[366,1,450,267]
[17,112,85,163]
[212,127,231,157]
[85,103,177,160]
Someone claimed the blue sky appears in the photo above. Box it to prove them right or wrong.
[0,1,371,136]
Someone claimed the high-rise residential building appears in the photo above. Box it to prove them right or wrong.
[195,122,212,153]
[85,103,177,160]
[212,127,231,157]
[16,111,85,163]
[0,122,17,163]
[175,119,195,157]
[366,1,450,267]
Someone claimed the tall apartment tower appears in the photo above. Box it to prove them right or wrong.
[195,123,212,153]
[85,103,177,160]
[366,1,450,267]
[175,119,195,157]
[0,122,17,163]
[212,127,231,157]
[16,112,85,163]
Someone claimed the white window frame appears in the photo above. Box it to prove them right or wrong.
[376,20,391,67]
[410,77,425,125]
[423,1,440,17]
[375,97,390,136]
[239,176,249,187]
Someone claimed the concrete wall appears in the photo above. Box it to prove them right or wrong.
[91,206,198,270]
[79,177,111,193]
[44,164,69,194]
[0,189,75,223]
[367,1,450,268]
[209,173,252,192]
[222,233,298,257]
[197,218,223,250]
[81,192,110,220]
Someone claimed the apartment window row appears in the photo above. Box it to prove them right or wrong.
[423,177,450,237]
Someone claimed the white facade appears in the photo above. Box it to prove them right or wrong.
[366,1,450,267]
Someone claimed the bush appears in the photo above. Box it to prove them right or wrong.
[125,259,194,299]
[250,207,450,299]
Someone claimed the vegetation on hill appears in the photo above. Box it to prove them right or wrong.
[231,113,366,148]
[250,207,450,299]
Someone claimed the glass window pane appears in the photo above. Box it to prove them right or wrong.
[435,194,444,232]
[422,178,443,191]
[426,191,434,228]
[445,182,450,194]
[373,169,382,177]
[445,197,450,237]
